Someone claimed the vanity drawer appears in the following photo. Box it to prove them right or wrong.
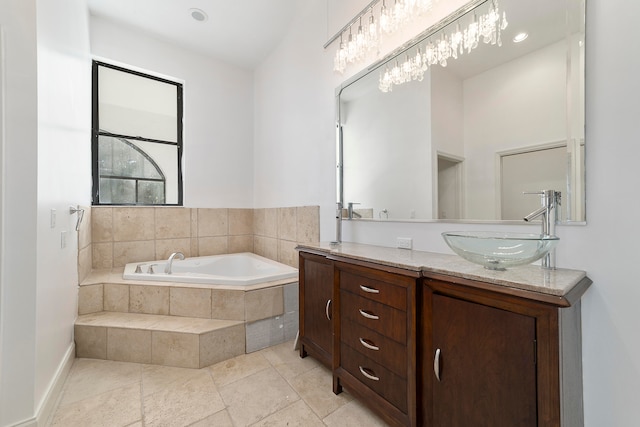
[341,343,408,414]
[341,290,407,344]
[340,270,407,310]
[341,318,407,378]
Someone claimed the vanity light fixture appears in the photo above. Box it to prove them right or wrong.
[329,0,437,74]
[189,8,208,22]
[378,0,508,92]
[513,32,528,43]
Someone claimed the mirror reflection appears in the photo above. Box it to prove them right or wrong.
[338,0,585,223]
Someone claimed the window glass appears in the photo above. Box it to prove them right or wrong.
[92,61,182,205]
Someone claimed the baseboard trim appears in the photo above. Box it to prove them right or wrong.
[32,343,75,427]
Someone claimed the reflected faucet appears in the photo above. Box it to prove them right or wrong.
[347,202,361,219]
[164,252,185,274]
[523,190,561,269]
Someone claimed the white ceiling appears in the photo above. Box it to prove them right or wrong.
[87,0,299,69]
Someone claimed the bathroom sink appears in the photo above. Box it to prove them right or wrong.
[442,231,559,270]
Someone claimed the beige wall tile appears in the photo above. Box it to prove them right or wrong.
[245,287,284,322]
[104,284,130,312]
[197,208,228,237]
[229,236,253,254]
[113,207,155,242]
[170,288,212,319]
[151,331,199,368]
[253,236,278,262]
[92,242,113,269]
[212,290,245,321]
[229,209,253,235]
[190,238,199,258]
[107,328,152,363]
[78,284,103,315]
[253,209,265,236]
[278,240,299,268]
[130,285,170,315]
[296,206,320,243]
[78,245,92,284]
[198,236,228,256]
[75,325,107,359]
[264,208,278,238]
[92,207,113,243]
[113,241,155,267]
[78,206,92,250]
[278,207,296,241]
[155,238,191,260]
[199,324,245,368]
[155,208,191,239]
[191,209,198,238]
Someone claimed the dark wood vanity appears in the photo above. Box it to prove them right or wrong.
[298,244,591,427]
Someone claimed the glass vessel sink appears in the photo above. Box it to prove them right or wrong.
[442,231,559,270]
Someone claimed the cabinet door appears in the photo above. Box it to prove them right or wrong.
[299,253,334,365]
[431,294,537,427]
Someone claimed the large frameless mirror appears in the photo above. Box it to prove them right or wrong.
[338,0,585,223]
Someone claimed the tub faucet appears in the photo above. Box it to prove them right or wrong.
[523,190,561,269]
[165,252,185,274]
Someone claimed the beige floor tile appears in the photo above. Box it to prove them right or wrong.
[50,383,141,427]
[60,359,142,406]
[141,364,204,397]
[322,399,390,427]
[143,369,225,427]
[209,351,272,387]
[261,340,321,381]
[219,368,300,426]
[188,409,234,427]
[250,400,324,427]
[289,366,353,419]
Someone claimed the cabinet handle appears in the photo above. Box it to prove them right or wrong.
[359,285,380,294]
[359,366,380,381]
[325,299,332,321]
[359,309,379,320]
[434,348,442,382]
[359,337,380,351]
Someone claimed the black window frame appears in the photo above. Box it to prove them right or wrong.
[91,60,184,206]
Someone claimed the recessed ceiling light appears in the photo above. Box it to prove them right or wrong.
[513,32,529,43]
[189,8,208,22]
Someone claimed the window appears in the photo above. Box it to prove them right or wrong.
[92,61,183,205]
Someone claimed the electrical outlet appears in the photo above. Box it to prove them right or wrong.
[396,237,413,249]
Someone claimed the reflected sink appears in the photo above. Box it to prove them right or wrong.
[442,231,559,270]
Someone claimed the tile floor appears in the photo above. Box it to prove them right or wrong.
[47,341,390,426]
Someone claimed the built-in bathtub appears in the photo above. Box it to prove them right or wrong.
[115,252,299,353]
[123,252,298,288]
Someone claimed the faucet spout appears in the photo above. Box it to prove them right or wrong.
[523,206,547,222]
[164,252,185,274]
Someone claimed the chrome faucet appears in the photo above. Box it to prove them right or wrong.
[347,202,361,219]
[164,252,185,274]
[523,190,561,269]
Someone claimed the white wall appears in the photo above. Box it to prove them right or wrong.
[35,0,91,423]
[0,1,39,424]
[256,0,640,425]
[90,16,255,208]
[0,0,91,425]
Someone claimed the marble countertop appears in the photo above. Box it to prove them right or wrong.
[297,242,590,298]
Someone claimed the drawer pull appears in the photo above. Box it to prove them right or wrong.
[359,309,379,320]
[325,299,332,321]
[359,285,380,294]
[434,348,442,382]
[359,337,379,351]
[359,366,380,381]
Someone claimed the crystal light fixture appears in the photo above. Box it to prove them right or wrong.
[332,0,437,74]
[378,0,508,92]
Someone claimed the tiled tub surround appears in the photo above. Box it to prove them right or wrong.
[82,206,320,276]
[76,270,299,368]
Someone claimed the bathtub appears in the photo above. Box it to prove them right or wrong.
[123,252,298,286]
